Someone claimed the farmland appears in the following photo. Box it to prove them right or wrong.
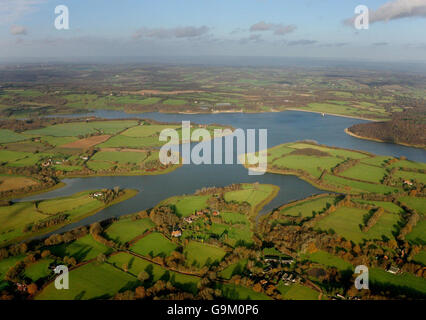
[0,189,137,245]
[104,218,155,245]
[130,233,178,257]
[183,241,226,268]
[251,141,425,196]
[36,262,137,300]
[315,206,401,243]
[0,119,231,198]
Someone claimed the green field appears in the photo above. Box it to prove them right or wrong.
[130,232,177,257]
[272,154,342,178]
[370,268,426,296]
[210,223,253,246]
[340,163,387,183]
[0,255,25,289]
[398,196,425,215]
[0,190,133,244]
[217,283,271,300]
[393,170,426,184]
[221,212,250,225]
[91,150,149,164]
[280,196,335,217]
[49,234,111,262]
[219,259,248,279]
[163,99,187,106]
[0,190,131,243]
[105,218,155,245]
[183,241,226,268]
[406,220,426,244]
[24,258,55,282]
[162,195,210,217]
[353,200,403,214]
[36,261,137,300]
[224,184,278,213]
[301,250,353,271]
[413,251,426,266]
[24,121,138,137]
[108,252,199,293]
[278,283,320,300]
[315,207,400,243]
[323,174,399,194]
[0,129,28,144]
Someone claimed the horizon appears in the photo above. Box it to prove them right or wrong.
[1,0,426,63]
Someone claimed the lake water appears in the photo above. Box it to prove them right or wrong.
[20,110,426,237]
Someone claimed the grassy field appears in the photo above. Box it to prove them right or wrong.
[105,218,155,245]
[24,121,138,137]
[398,196,426,215]
[413,251,426,266]
[183,241,226,268]
[406,220,426,245]
[301,250,353,271]
[353,200,403,214]
[393,170,426,184]
[224,184,278,213]
[323,174,399,194]
[163,99,187,106]
[279,196,335,217]
[0,129,28,144]
[210,223,253,247]
[219,259,248,279]
[315,207,400,243]
[36,261,137,300]
[24,258,55,282]
[0,190,134,244]
[217,283,271,300]
[91,150,149,164]
[0,255,24,289]
[161,195,210,217]
[130,232,177,257]
[278,282,320,300]
[340,163,387,184]
[272,154,342,178]
[258,142,408,194]
[221,212,250,225]
[370,268,426,296]
[49,234,111,262]
[108,252,199,293]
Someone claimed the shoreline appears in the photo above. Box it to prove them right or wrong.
[285,108,382,122]
[344,128,426,150]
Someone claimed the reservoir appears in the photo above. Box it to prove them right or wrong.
[19,110,426,236]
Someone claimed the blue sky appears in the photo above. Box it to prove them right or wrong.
[1,0,426,61]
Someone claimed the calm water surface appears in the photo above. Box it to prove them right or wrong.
[20,111,425,237]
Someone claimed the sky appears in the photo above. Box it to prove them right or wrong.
[1,0,426,62]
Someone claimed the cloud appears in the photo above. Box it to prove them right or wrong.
[287,39,317,46]
[10,25,27,35]
[344,0,426,26]
[239,34,263,44]
[250,21,297,36]
[133,26,209,40]
[273,24,297,36]
[0,0,46,25]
